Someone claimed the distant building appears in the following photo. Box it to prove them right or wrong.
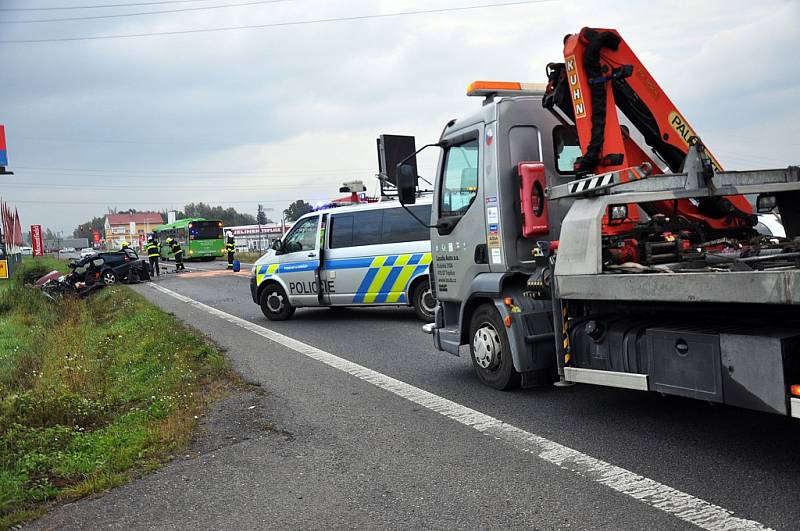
[104,212,164,249]
[226,223,293,252]
[44,238,89,252]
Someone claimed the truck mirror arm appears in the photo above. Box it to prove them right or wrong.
[396,142,444,166]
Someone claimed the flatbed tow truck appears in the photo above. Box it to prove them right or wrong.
[396,27,800,418]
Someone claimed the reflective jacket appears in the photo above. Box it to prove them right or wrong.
[225,242,236,253]
[146,242,160,258]
[171,242,183,255]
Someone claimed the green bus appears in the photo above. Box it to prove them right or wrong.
[153,218,225,261]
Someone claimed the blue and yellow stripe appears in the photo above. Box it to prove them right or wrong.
[352,253,431,304]
[255,252,431,304]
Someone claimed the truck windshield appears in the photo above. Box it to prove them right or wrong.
[440,138,479,217]
[189,221,223,240]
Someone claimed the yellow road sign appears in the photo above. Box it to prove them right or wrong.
[0,260,8,279]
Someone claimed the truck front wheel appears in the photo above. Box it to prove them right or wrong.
[469,304,520,390]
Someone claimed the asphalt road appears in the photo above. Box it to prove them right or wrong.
[30,260,800,530]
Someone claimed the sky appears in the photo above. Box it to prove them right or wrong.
[1,0,798,235]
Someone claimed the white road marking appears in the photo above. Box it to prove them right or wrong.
[149,283,770,531]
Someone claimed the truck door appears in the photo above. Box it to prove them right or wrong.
[277,214,322,307]
[431,127,490,302]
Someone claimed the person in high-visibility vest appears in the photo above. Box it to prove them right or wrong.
[225,231,236,270]
[145,237,161,277]
[120,240,129,250]
[166,237,185,272]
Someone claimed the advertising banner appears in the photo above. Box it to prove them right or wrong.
[30,224,44,256]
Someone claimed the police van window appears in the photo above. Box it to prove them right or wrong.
[329,214,354,248]
[509,126,540,167]
[352,209,382,246]
[553,125,582,174]
[440,138,479,217]
[381,205,431,244]
[283,216,318,253]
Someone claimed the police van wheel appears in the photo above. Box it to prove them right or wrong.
[412,280,436,322]
[469,304,520,390]
[259,284,295,321]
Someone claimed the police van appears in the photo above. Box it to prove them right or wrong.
[250,198,435,321]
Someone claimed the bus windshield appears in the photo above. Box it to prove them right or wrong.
[190,221,223,240]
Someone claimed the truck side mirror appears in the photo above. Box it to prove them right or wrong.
[397,162,417,205]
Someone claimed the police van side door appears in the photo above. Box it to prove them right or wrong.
[278,214,321,307]
[323,209,384,305]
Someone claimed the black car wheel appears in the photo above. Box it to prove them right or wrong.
[411,279,436,322]
[101,270,117,285]
[259,284,295,321]
[469,304,520,390]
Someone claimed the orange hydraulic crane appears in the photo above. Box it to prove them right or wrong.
[543,27,756,236]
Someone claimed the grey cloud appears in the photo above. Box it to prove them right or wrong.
[0,0,797,233]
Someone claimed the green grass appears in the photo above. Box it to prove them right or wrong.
[20,256,68,270]
[0,263,229,529]
[1,257,67,295]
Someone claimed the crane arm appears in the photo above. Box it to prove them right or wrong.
[544,27,755,233]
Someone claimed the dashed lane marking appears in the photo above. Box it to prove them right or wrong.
[149,282,770,531]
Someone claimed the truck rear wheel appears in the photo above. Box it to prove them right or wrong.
[259,284,295,321]
[469,304,520,390]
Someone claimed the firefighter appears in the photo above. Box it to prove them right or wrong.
[146,237,161,277]
[120,240,129,250]
[225,231,236,270]
[166,237,185,272]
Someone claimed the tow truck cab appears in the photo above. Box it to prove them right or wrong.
[427,88,567,387]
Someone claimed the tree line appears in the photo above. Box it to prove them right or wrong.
[72,200,314,239]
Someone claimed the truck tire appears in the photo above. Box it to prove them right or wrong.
[259,284,295,321]
[411,279,436,322]
[469,304,520,390]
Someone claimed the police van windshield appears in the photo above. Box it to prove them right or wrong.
[283,216,318,252]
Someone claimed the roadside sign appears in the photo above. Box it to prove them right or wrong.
[30,224,44,256]
[0,260,7,279]
[0,125,7,167]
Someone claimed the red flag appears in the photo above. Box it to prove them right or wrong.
[14,209,22,247]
